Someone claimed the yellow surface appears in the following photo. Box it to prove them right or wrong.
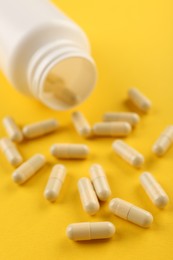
[0,0,173,259]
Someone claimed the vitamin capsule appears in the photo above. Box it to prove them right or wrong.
[44,73,79,105]
[112,140,144,167]
[152,126,173,156]
[0,138,23,167]
[78,177,100,215]
[103,112,140,127]
[140,172,169,208]
[66,222,115,241]
[109,198,153,228]
[51,144,89,159]
[3,116,23,142]
[90,164,111,201]
[128,88,151,112]
[12,154,46,184]
[44,164,66,202]
[23,119,58,139]
[93,122,131,137]
[72,111,92,138]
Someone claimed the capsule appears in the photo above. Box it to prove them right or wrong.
[0,138,23,167]
[22,119,59,139]
[90,164,111,201]
[140,172,169,208]
[51,144,89,159]
[66,222,115,241]
[93,122,131,137]
[3,116,23,142]
[78,177,100,215]
[128,88,151,112]
[112,140,144,167]
[44,73,79,105]
[12,154,46,184]
[152,126,173,156]
[103,112,140,127]
[109,198,153,228]
[72,111,92,138]
[44,164,66,202]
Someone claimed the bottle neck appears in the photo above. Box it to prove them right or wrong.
[27,41,97,110]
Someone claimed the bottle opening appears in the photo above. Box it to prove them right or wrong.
[39,56,97,110]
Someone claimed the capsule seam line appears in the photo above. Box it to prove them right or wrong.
[28,161,40,172]
[126,206,133,220]
[56,178,64,183]
[91,175,105,181]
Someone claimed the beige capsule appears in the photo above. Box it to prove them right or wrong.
[93,122,131,137]
[103,112,140,127]
[51,144,89,159]
[112,140,144,167]
[44,72,79,106]
[78,177,100,215]
[72,111,92,138]
[140,172,169,208]
[128,88,151,112]
[23,119,59,139]
[0,138,23,167]
[12,154,46,184]
[90,164,111,201]
[66,222,115,241]
[152,126,173,156]
[109,198,153,228]
[3,116,23,142]
[44,164,66,202]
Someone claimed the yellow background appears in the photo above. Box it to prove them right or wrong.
[0,0,173,259]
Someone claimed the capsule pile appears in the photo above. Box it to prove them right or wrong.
[0,87,171,242]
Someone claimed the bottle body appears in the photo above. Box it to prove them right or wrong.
[0,0,97,110]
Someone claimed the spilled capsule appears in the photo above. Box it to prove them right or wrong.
[23,119,59,139]
[12,154,46,184]
[128,88,151,113]
[93,122,131,137]
[3,116,23,142]
[72,111,92,138]
[90,164,111,201]
[103,112,140,127]
[66,222,115,241]
[51,144,89,159]
[109,198,153,228]
[44,164,66,202]
[78,177,100,215]
[152,126,173,156]
[0,137,23,167]
[112,140,144,167]
[140,172,169,208]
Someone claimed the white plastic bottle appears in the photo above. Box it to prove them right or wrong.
[0,0,97,110]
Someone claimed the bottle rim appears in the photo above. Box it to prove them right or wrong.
[28,41,97,110]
